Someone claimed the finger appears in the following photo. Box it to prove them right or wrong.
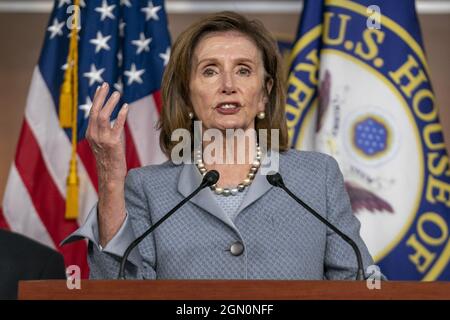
[90,82,109,119]
[86,85,103,138]
[112,103,129,133]
[93,84,101,100]
[88,85,100,112]
[98,90,121,129]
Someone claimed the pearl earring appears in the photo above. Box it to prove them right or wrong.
[188,112,194,119]
[257,112,265,120]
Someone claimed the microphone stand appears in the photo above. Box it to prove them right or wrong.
[267,173,366,280]
[118,170,219,279]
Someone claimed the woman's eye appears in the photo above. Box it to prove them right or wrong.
[202,68,217,77]
[238,67,251,76]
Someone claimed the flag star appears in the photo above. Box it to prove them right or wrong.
[79,96,93,119]
[89,31,111,53]
[120,0,132,7]
[79,0,86,7]
[141,1,161,21]
[132,32,152,54]
[124,63,145,85]
[58,0,71,8]
[47,18,65,39]
[95,0,116,21]
[114,77,124,93]
[159,47,171,66]
[83,64,105,86]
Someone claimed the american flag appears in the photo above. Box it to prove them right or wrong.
[0,0,170,278]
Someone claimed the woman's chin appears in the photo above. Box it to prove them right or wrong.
[201,118,254,132]
[214,122,248,131]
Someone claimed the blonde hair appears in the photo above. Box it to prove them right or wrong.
[158,11,289,157]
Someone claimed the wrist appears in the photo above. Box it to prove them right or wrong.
[99,179,125,192]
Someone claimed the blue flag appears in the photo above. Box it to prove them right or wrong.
[287,0,450,280]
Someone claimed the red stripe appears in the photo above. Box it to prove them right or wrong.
[125,122,141,170]
[14,120,89,278]
[152,90,162,114]
[77,139,99,192]
[0,207,10,230]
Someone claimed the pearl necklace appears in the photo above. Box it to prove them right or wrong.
[194,145,262,196]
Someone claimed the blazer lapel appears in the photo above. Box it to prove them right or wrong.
[235,149,278,215]
[235,170,273,215]
[177,164,237,231]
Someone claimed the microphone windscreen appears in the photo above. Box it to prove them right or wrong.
[203,170,220,186]
[266,172,284,187]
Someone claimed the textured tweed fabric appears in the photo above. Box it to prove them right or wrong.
[68,150,375,280]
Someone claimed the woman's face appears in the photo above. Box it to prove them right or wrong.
[189,31,272,132]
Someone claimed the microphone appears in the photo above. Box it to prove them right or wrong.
[266,172,366,280]
[118,170,219,279]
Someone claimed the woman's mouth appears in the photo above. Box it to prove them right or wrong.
[215,103,241,115]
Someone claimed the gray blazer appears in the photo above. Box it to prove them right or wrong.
[63,150,374,280]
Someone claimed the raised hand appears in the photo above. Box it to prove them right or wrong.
[86,82,129,247]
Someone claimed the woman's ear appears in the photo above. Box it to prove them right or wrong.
[257,96,269,113]
[258,77,273,113]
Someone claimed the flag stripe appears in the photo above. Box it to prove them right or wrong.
[26,68,97,198]
[77,139,99,192]
[14,120,88,276]
[153,90,163,114]
[25,67,71,197]
[26,68,97,225]
[124,122,142,170]
[127,95,167,166]
[0,207,10,230]
[3,165,55,249]
[15,120,75,242]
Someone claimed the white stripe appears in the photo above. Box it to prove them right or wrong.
[24,67,97,225]
[2,165,56,249]
[127,94,167,166]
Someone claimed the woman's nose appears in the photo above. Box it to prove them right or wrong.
[221,72,237,94]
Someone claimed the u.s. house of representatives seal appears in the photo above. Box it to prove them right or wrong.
[286,0,450,280]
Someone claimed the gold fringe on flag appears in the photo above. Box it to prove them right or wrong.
[60,0,80,220]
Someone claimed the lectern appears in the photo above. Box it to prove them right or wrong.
[18,280,450,300]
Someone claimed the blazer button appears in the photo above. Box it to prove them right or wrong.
[230,241,244,256]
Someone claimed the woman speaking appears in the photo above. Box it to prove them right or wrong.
[64,12,375,280]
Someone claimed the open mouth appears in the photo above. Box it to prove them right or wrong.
[215,102,241,114]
